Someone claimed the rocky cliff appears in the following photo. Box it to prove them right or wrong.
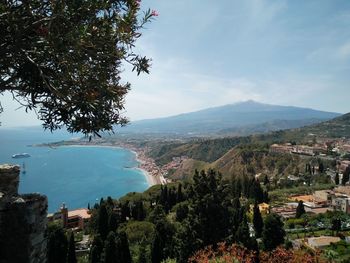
[0,164,48,263]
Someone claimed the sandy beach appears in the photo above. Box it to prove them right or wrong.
[133,150,163,186]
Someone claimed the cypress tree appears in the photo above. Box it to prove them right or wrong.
[331,218,341,234]
[262,213,285,251]
[137,201,146,221]
[235,216,251,248]
[177,217,202,263]
[335,172,340,185]
[242,175,250,197]
[103,232,118,263]
[168,187,177,209]
[67,232,77,263]
[47,226,68,263]
[342,167,350,185]
[253,202,264,238]
[116,231,132,263]
[89,235,103,263]
[319,162,324,173]
[231,198,242,234]
[108,212,119,233]
[176,183,184,203]
[106,196,114,209]
[151,232,163,263]
[98,203,109,240]
[295,201,305,218]
[250,179,264,203]
[120,201,131,222]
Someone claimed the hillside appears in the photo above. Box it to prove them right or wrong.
[281,112,350,139]
[149,112,350,179]
[169,145,309,180]
[122,101,340,135]
[217,118,326,136]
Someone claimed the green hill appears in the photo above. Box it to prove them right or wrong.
[150,113,350,179]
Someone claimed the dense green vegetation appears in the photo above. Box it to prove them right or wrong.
[48,169,287,263]
[45,113,350,262]
[46,163,348,262]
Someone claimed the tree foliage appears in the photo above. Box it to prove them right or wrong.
[46,224,68,263]
[252,202,264,238]
[342,167,350,185]
[295,200,305,219]
[103,232,118,263]
[0,0,156,134]
[86,169,275,262]
[262,213,286,251]
[67,232,77,263]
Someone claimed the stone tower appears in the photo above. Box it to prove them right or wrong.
[0,164,48,263]
[60,203,68,228]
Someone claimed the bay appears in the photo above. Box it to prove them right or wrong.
[0,127,149,212]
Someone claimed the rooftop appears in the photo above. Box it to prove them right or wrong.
[308,236,340,248]
[289,195,314,203]
[68,208,91,219]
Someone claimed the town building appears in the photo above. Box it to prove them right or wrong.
[270,143,327,156]
[270,144,294,154]
[271,204,297,219]
[47,204,91,230]
[338,160,350,173]
[307,236,341,249]
[331,195,350,214]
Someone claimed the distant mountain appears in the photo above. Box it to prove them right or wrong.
[122,100,340,135]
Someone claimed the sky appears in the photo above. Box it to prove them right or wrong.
[1,0,350,127]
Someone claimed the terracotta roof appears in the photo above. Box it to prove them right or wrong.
[289,195,314,203]
[68,208,91,219]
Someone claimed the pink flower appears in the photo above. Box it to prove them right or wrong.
[151,10,159,17]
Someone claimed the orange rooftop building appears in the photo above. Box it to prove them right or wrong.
[47,203,91,230]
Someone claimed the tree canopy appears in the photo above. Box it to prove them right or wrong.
[0,0,155,134]
[262,213,285,251]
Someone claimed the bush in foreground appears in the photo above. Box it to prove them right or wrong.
[189,243,325,263]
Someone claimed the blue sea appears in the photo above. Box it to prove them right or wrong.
[0,127,149,212]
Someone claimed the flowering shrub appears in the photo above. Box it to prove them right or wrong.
[189,243,325,263]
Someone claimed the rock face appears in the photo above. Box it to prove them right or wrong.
[0,164,19,196]
[0,164,48,263]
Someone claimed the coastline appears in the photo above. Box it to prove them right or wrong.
[55,143,163,187]
[132,150,162,186]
